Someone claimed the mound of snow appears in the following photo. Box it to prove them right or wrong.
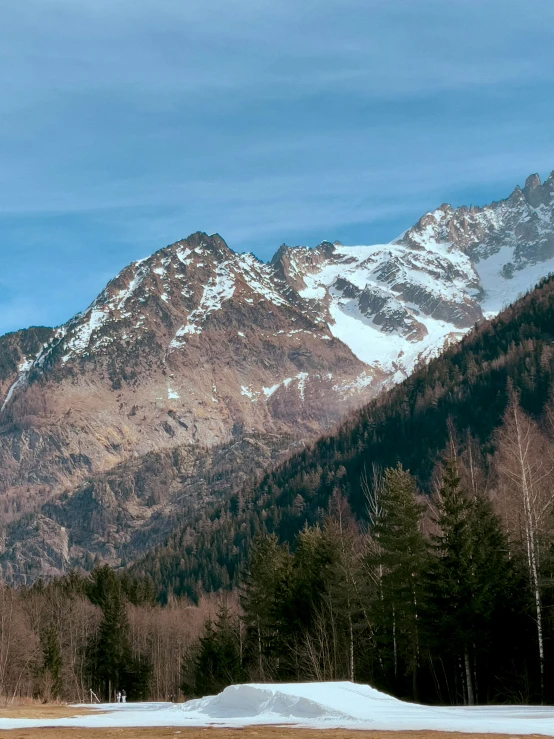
[180,682,398,721]
[178,681,554,734]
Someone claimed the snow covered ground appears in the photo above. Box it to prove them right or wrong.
[2,682,554,734]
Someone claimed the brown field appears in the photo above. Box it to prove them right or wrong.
[0,705,93,720]
[0,710,534,739]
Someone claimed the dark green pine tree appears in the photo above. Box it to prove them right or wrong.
[466,492,526,702]
[88,566,133,701]
[41,625,63,699]
[240,534,293,681]
[424,458,515,705]
[287,526,336,638]
[425,458,475,704]
[368,464,428,699]
[187,603,245,696]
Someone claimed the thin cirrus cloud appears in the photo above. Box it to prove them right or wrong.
[0,0,553,335]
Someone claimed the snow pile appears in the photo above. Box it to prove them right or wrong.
[180,682,398,722]
[3,682,554,733]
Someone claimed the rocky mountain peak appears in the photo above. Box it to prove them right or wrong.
[524,172,541,192]
[168,231,232,259]
[521,172,554,208]
[396,170,554,268]
[508,185,525,204]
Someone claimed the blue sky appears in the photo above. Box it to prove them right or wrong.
[1,0,554,335]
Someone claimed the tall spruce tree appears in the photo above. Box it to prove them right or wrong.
[41,625,63,699]
[467,493,527,702]
[240,534,293,681]
[426,458,476,704]
[186,602,245,696]
[368,464,428,699]
[288,526,335,637]
[88,566,133,700]
[425,458,515,705]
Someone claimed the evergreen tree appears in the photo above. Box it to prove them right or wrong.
[467,492,529,702]
[367,465,428,699]
[288,526,335,637]
[41,625,63,699]
[425,458,476,704]
[185,603,245,696]
[88,566,133,700]
[424,458,515,705]
[122,655,153,701]
[240,534,293,680]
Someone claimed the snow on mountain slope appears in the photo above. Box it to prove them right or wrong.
[476,246,554,318]
[274,240,477,382]
[0,233,371,520]
[274,171,554,382]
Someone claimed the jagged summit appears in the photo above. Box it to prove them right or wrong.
[399,170,554,262]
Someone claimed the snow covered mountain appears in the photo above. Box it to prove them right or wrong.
[1,170,554,560]
[274,171,554,383]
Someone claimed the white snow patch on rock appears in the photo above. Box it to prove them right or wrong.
[240,385,259,402]
[296,372,308,400]
[62,307,109,361]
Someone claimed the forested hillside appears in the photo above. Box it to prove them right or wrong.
[135,275,554,600]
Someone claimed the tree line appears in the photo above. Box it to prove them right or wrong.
[0,566,220,704]
[184,397,554,705]
[1,393,554,705]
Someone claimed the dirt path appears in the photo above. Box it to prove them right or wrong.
[0,726,528,739]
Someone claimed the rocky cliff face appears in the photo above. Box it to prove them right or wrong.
[399,173,554,267]
[0,232,371,516]
[0,432,300,584]
[1,171,554,581]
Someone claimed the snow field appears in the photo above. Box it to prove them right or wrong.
[2,682,554,733]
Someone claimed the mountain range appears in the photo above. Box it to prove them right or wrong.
[1,170,554,583]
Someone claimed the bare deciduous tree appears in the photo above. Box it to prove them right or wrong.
[495,394,553,697]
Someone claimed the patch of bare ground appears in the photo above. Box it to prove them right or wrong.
[0,726,533,739]
[0,705,93,719]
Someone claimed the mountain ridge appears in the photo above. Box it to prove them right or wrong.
[2,170,554,582]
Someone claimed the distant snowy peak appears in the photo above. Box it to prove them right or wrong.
[44,232,308,366]
[397,171,554,267]
[272,171,554,379]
